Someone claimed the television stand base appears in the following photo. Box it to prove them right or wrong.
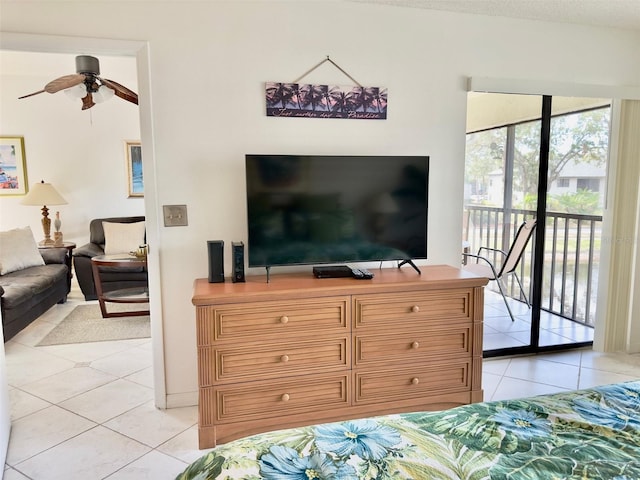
[398,258,421,275]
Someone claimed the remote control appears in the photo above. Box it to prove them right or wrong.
[359,268,374,279]
[351,268,374,279]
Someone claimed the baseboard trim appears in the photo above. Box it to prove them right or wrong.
[626,341,640,354]
[165,391,198,409]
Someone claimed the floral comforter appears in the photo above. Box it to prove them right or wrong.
[176,381,640,480]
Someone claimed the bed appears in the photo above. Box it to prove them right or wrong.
[176,380,640,479]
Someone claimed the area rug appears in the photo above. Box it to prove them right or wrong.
[37,304,150,346]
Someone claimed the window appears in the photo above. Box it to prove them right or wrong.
[465,105,610,215]
[464,127,507,206]
[577,178,600,192]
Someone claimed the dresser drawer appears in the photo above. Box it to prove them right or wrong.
[200,373,350,425]
[354,361,471,405]
[199,336,350,385]
[354,326,471,367]
[196,296,349,345]
[353,289,472,330]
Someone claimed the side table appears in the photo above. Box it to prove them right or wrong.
[91,254,149,318]
[39,242,76,293]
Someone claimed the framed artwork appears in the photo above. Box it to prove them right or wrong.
[126,140,143,197]
[0,136,28,196]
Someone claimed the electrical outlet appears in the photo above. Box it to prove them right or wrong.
[163,204,188,227]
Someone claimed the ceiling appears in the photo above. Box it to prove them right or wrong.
[348,0,640,32]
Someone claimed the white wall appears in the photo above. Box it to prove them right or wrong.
[1,1,639,407]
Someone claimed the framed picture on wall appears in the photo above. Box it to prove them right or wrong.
[0,136,29,196]
[126,140,143,197]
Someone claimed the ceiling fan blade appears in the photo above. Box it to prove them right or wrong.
[101,78,138,105]
[18,89,47,100]
[81,93,96,110]
[44,74,86,94]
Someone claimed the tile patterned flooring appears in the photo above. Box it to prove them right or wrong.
[483,289,595,350]
[3,283,640,479]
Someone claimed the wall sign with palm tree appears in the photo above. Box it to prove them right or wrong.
[265,56,387,120]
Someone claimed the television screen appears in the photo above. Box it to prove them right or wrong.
[245,155,429,268]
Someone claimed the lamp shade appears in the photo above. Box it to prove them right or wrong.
[64,83,88,100]
[21,181,67,206]
[93,84,115,103]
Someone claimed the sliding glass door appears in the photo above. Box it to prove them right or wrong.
[464,93,610,355]
[539,104,609,348]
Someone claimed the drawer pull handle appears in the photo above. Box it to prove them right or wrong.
[411,305,420,313]
[411,341,420,349]
[281,393,290,402]
[411,377,420,385]
[280,355,290,363]
[280,316,289,324]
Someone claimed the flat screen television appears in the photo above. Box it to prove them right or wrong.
[245,154,429,268]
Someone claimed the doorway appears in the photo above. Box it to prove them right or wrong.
[464,92,611,356]
[0,32,166,407]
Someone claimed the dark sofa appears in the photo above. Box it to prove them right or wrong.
[0,248,68,342]
[73,216,148,301]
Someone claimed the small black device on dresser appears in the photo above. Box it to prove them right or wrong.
[351,268,374,279]
[207,240,225,283]
[231,241,245,283]
[312,265,353,278]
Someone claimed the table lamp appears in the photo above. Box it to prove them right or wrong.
[20,180,68,246]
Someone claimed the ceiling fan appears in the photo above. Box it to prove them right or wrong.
[18,55,138,110]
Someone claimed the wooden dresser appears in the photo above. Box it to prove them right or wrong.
[192,264,487,448]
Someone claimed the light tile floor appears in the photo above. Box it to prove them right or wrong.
[3,284,205,480]
[483,289,595,351]
[4,282,640,479]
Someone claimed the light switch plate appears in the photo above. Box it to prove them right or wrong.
[163,204,188,227]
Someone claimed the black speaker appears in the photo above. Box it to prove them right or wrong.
[207,240,225,283]
[232,241,245,283]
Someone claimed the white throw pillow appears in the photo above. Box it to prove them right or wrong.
[0,226,45,275]
[103,221,146,255]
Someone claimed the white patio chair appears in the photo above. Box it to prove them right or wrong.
[463,219,537,322]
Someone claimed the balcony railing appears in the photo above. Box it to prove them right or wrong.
[464,205,601,327]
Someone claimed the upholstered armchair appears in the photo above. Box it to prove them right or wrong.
[73,216,148,300]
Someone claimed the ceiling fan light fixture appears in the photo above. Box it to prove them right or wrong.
[18,54,138,110]
[93,84,115,103]
[64,82,87,100]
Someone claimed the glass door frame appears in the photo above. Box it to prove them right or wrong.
[483,95,596,358]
